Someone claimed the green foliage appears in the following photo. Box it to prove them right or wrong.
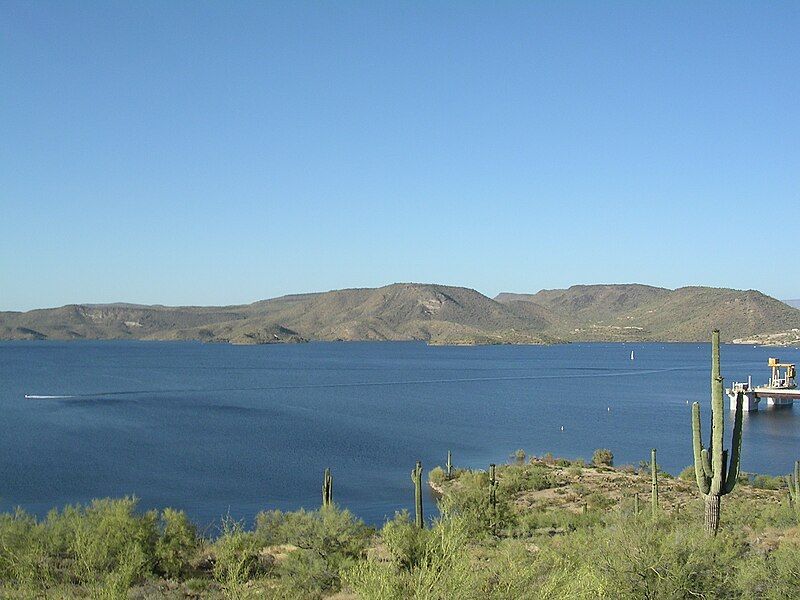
[566,466,582,478]
[496,464,555,497]
[2,447,799,599]
[343,514,481,599]
[751,474,785,490]
[254,506,371,596]
[679,465,696,481]
[0,498,157,596]
[380,511,430,570]
[592,448,614,467]
[212,517,262,594]
[437,471,514,537]
[512,449,526,464]
[428,466,446,487]
[154,508,199,579]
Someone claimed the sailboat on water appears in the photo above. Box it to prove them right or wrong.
[630,350,635,360]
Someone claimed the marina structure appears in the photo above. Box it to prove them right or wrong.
[726,358,799,412]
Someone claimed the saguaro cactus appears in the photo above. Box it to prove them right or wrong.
[446,450,453,479]
[651,448,659,517]
[787,460,799,519]
[489,463,498,533]
[322,468,333,508]
[692,330,744,535]
[411,461,424,528]
[633,493,640,515]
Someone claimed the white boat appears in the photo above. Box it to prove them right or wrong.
[630,351,635,360]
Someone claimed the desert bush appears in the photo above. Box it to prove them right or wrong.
[254,506,371,596]
[155,508,199,579]
[592,448,614,467]
[213,517,261,595]
[751,474,785,490]
[497,464,555,497]
[438,470,515,537]
[380,511,430,570]
[344,515,481,599]
[428,466,446,486]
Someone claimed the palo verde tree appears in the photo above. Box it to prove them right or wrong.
[691,329,744,535]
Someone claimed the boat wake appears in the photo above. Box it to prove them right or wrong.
[24,395,77,399]
[21,365,704,400]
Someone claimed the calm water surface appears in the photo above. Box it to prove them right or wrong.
[1,341,798,527]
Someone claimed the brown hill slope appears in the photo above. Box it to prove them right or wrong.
[0,284,553,345]
[495,284,800,341]
[4,283,798,344]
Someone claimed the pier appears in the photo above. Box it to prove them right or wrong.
[726,358,799,412]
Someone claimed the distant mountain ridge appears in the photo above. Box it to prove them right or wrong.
[495,284,800,343]
[3,283,799,345]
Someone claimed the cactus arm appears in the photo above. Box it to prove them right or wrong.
[723,392,744,494]
[701,449,712,478]
[692,402,711,495]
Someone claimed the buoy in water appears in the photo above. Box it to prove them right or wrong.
[560,425,564,431]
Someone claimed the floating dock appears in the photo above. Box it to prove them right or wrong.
[726,358,799,412]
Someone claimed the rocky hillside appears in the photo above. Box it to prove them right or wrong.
[3,282,799,344]
[0,284,553,345]
[496,284,800,342]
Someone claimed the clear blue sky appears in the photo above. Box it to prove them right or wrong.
[2,2,798,311]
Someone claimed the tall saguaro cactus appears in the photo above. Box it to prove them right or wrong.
[692,330,744,535]
[787,460,800,519]
[411,461,424,528]
[322,468,333,508]
[489,463,498,533]
[446,450,453,479]
[651,448,659,517]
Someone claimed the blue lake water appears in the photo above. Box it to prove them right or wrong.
[1,340,798,528]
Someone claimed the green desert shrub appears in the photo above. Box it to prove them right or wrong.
[380,511,430,570]
[344,515,481,599]
[428,466,446,486]
[591,448,614,467]
[213,517,262,593]
[497,464,555,497]
[254,506,371,596]
[47,497,157,587]
[438,470,514,537]
[0,509,52,589]
[750,474,785,490]
[155,508,199,579]
[567,466,582,478]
